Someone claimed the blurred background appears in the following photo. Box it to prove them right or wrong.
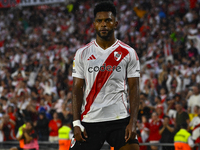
[0,0,200,150]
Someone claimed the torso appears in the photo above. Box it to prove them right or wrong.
[72,40,140,122]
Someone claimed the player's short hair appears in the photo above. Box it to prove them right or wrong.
[94,1,117,18]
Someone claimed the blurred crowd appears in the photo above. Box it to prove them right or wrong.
[0,0,200,149]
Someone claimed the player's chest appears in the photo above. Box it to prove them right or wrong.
[84,50,128,74]
[84,50,128,67]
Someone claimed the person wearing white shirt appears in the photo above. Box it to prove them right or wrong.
[188,85,200,113]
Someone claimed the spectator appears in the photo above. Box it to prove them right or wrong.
[187,24,200,54]
[181,62,193,90]
[38,99,50,114]
[48,112,61,142]
[149,112,162,150]
[7,105,16,121]
[17,92,29,118]
[0,103,4,115]
[189,105,200,131]
[167,93,181,114]
[10,121,39,150]
[188,105,199,130]
[54,90,65,113]
[0,114,16,141]
[166,70,182,94]
[137,129,147,150]
[187,40,198,58]
[15,123,26,149]
[174,102,190,133]
[154,96,165,119]
[137,98,151,122]
[190,106,200,150]
[159,116,175,150]
[187,85,200,113]
[0,113,3,142]
[138,115,149,144]
[58,119,72,150]
[1,96,8,112]
[35,112,49,141]
[158,64,168,88]
[174,123,194,150]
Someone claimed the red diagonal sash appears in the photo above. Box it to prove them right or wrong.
[193,123,200,131]
[81,46,129,120]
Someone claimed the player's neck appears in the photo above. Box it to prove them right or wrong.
[96,36,117,50]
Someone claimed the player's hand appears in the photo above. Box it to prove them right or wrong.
[74,126,88,142]
[125,123,137,142]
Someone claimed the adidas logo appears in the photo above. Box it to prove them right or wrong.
[87,55,96,60]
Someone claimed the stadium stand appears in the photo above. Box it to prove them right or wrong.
[0,0,200,149]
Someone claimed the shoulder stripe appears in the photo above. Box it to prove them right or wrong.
[134,50,139,60]
[112,40,119,47]
[94,41,98,47]
[119,41,139,60]
[119,41,132,49]
[80,40,94,49]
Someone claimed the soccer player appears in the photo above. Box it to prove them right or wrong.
[71,1,140,150]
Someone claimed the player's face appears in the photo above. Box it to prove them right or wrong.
[94,11,118,40]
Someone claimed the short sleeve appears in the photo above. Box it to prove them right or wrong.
[127,49,140,78]
[72,50,85,79]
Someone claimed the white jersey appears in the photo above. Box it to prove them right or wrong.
[72,40,140,123]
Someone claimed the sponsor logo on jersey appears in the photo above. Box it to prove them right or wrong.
[88,63,121,73]
[114,51,122,61]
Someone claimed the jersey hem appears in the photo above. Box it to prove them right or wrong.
[127,75,140,78]
[81,115,130,123]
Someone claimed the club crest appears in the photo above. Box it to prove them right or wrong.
[114,51,122,61]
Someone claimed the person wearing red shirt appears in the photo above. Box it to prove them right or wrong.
[154,96,165,119]
[137,130,147,150]
[7,105,16,123]
[138,115,149,150]
[139,21,150,37]
[140,115,150,143]
[0,114,16,141]
[156,106,165,119]
[48,112,62,142]
[149,112,162,150]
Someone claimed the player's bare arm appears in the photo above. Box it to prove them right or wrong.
[126,77,140,142]
[72,77,88,142]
